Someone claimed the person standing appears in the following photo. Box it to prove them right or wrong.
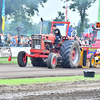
[17,36,22,47]
[1,33,5,44]
[89,38,92,45]
[11,36,16,47]
[0,34,2,43]
[28,37,31,47]
[81,38,85,46]
[23,37,29,47]
[15,35,18,44]
[21,35,24,46]
[68,25,74,37]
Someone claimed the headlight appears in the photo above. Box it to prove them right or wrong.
[31,35,34,39]
[38,35,42,39]
[66,37,68,39]
[63,37,65,39]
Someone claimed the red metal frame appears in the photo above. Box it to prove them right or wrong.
[23,54,27,63]
[30,49,50,54]
[26,49,50,58]
[26,53,48,58]
[51,21,70,36]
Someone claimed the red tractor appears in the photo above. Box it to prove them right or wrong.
[17,18,81,68]
[82,22,100,68]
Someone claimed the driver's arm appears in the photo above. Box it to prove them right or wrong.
[55,30,58,34]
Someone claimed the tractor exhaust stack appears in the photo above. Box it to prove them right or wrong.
[40,18,43,34]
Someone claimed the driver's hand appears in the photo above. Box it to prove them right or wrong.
[58,38,60,40]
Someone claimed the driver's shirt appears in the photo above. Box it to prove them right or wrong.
[54,28,61,37]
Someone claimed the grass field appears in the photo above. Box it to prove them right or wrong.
[0,74,100,85]
[0,57,31,64]
[0,58,100,86]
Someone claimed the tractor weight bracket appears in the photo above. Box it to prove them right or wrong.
[26,53,48,58]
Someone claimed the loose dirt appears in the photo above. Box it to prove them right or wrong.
[0,80,100,100]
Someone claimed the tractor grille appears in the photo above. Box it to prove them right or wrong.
[32,39,41,49]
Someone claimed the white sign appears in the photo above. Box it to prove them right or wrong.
[35,45,40,49]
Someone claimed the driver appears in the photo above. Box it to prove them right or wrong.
[53,25,61,44]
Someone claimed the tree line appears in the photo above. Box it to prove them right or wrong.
[0,0,97,36]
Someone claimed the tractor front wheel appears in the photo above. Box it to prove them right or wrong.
[17,51,27,67]
[47,53,57,69]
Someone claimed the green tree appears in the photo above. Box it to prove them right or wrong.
[70,0,96,36]
[62,0,96,36]
[53,11,65,21]
[8,7,34,35]
[47,11,66,34]
[0,0,48,33]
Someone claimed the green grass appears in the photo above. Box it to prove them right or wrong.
[0,57,17,59]
[0,74,100,85]
[0,60,17,64]
[0,57,31,64]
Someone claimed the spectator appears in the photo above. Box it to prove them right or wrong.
[77,37,81,46]
[1,33,5,44]
[92,29,97,43]
[0,34,1,42]
[11,36,16,47]
[68,25,74,37]
[89,38,92,45]
[15,35,18,44]
[72,30,77,37]
[84,39,89,46]
[9,33,12,37]
[23,37,29,47]
[28,37,31,47]
[81,38,85,46]
[23,37,28,44]
[21,35,24,45]
[5,35,8,43]
[7,34,11,45]
[17,36,22,47]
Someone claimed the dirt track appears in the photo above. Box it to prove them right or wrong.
[0,81,100,100]
[0,64,100,100]
[0,64,100,79]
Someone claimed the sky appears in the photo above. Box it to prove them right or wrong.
[32,0,99,26]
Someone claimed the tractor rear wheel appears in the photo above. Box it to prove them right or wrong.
[31,58,46,67]
[47,53,57,69]
[90,55,95,68]
[60,40,80,68]
[17,51,27,67]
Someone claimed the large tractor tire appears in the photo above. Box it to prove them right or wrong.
[47,53,57,69]
[17,51,27,67]
[31,58,46,67]
[90,55,95,68]
[60,40,80,68]
[60,40,74,57]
